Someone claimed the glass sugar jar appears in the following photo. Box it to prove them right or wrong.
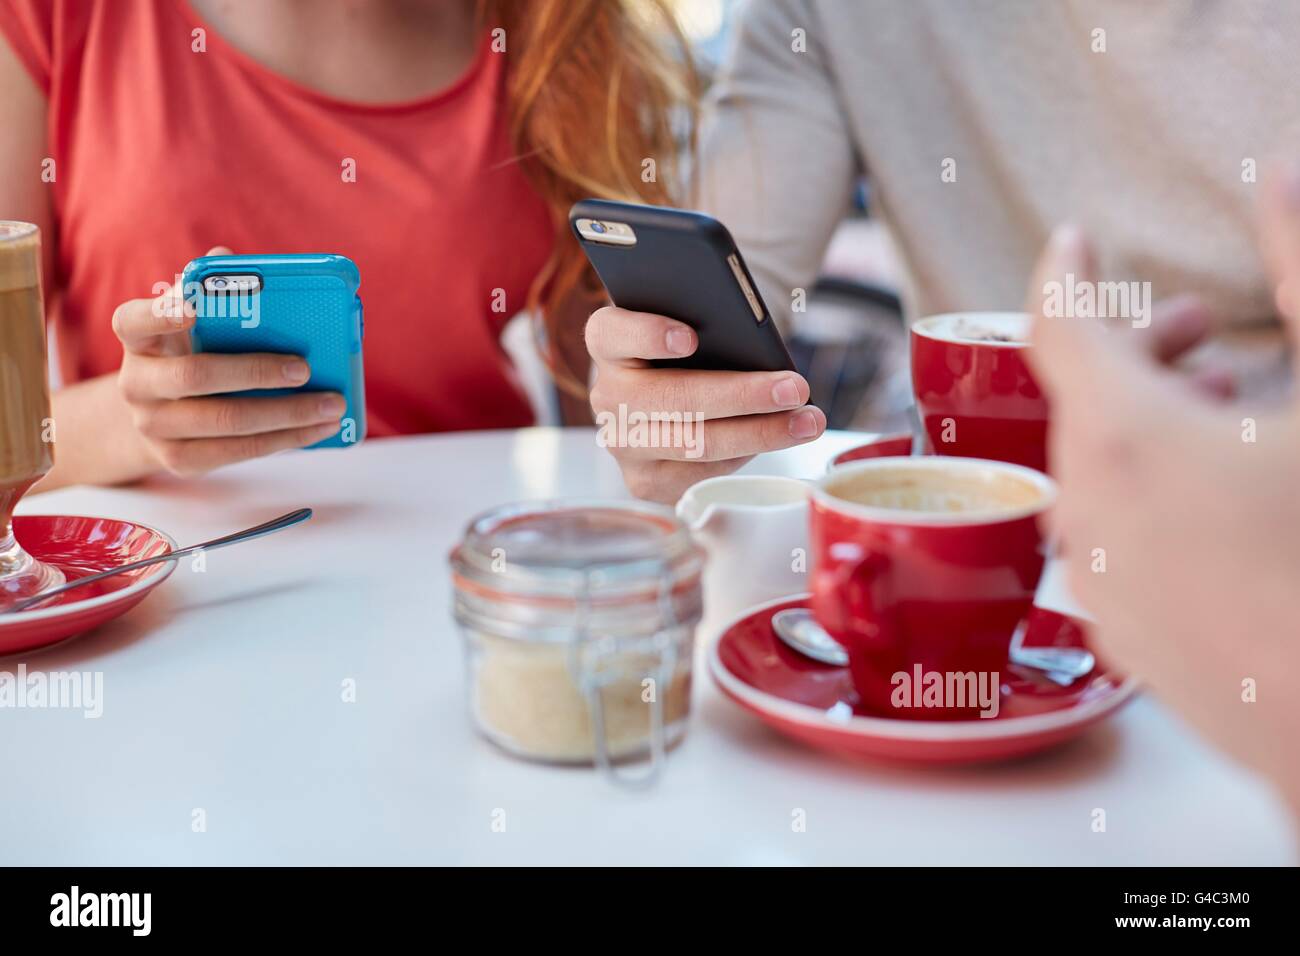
[450,500,704,785]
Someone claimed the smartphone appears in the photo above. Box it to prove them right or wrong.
[181,253,366,449]
[570,199,794,372]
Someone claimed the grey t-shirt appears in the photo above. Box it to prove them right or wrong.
[696,0,1300,343]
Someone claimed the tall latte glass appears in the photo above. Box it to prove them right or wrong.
[0,222,64,607]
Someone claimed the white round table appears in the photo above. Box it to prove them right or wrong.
[5,429,1295,865]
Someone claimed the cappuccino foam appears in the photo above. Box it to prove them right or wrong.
[913,312,1029,346]
[827,464,1044,515]
[0,223,39,294]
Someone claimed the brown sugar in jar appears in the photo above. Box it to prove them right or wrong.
[450,500,704,783]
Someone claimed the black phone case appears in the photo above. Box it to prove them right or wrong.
[570,199,795,372]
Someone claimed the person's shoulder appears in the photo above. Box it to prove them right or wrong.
[0,0,59,93]
[0,0,146,93]
[727,0,847,65]
[0,0,106,37]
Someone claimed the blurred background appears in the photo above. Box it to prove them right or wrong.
[506,0,912,436]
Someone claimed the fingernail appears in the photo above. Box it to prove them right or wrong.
[771,377,802,408]
[1045,227,1086,277]
[304,422,338,445]
[1286,161,1300,207]
[1047,223,1085,265]
[318,395,345,418]
[283,360,310,384]
[666,327,694,356]
[789,409,821,439]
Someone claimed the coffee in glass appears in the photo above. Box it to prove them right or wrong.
[0,221,65,607]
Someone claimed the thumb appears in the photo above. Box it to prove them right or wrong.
[1025,224,1112,404]
[1258,163,1300,350]
[205,246,234,257]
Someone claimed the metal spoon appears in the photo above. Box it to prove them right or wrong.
[772,608,854,666]
[771,607,1094,685]
[2,508,313,614]
[1006,616,1096,685]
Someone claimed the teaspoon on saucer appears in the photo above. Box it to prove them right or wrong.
[2,508,313,614]
[770,607,1094,686]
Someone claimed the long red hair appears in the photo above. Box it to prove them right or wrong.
[481,0,700,395]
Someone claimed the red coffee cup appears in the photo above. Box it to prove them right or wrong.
[810,456,1056,720]
[911,312,1049,472]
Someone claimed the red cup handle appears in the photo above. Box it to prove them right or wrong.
[815,541,895,650]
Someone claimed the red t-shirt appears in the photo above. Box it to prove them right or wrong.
[0,0,554,435]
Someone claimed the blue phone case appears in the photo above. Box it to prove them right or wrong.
[182,254,366,449]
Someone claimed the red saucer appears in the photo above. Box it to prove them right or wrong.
[829,432,913,470]
[709,595,1137,764]
[0,515,176,656]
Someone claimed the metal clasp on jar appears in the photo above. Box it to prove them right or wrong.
[568,565,683,788]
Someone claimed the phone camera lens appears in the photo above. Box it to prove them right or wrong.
[213,277,227,289]
[590,221,607,234]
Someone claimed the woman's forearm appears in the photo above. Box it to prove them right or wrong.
[34,374,157,493]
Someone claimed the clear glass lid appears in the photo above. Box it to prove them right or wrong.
[450,499,703,604]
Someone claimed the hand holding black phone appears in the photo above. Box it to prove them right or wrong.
[570,199,795,373]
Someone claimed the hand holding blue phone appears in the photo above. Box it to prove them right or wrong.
[183,253,367,450]
[109,248,366,477]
